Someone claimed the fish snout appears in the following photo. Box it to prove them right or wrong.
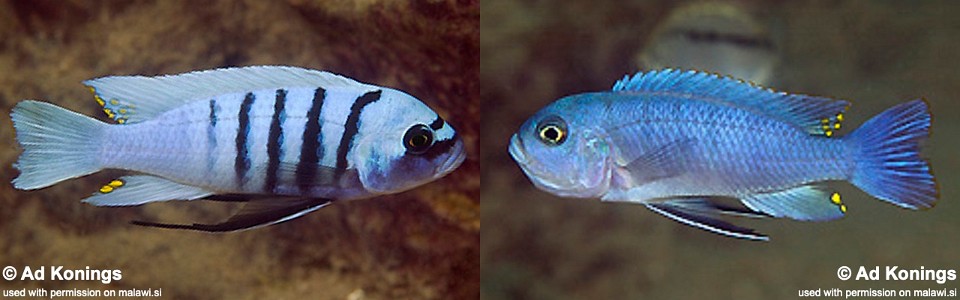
[438,138,466,177]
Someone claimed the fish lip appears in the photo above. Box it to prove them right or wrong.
[508,134,527,164]
[438,139,466,176]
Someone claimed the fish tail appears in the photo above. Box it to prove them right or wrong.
[11,100,106,190]
[846,99,937,209]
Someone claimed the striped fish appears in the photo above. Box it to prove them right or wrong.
[11,66,466,232]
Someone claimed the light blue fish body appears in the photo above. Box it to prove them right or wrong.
[509,69,937,241]
[12,66,465,231]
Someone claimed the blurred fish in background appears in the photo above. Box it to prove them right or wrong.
[637,1,779,85]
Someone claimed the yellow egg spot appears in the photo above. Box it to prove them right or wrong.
[88,86,96,94]
[821,118,830,124]
[834,123,841,129]
[840,204,848,213]
[110,99,120,106]
[95,96,105,107]
[99,185,114,194]
[825,131,833,137]
[117,118,126,124]
[821,125,830,131]
[836,113,844,122]
[831,192,841,205]
[108,179,124,188]
[118,108,127,114]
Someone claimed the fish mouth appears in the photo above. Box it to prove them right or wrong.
[509,134,607,198]
[508,134,528,165]
[438,139,466,177]
[509,134,553,186]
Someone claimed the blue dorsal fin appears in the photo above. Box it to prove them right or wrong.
[84,66,378,124]
[612,69,850,137]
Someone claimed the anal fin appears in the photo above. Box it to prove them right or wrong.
[132,197,331,232]
[740,184,846,221]
[82,175,213,206]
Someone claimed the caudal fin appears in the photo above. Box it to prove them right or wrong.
[846,99,937,209]
[11,100,105,190]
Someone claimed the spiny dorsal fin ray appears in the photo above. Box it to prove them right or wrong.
[84,65,378,124]
[613,69,849,136]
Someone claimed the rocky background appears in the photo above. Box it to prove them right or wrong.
[482,1,960,299]
[0,0,478,299]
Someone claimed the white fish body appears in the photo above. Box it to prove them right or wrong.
[11,66,465,231]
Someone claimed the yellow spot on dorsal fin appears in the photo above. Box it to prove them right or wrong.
[825,131,833,137]
[117,118,126,124]
[821,118,830,124]
[87,86,96,94]
[109,99,120,106]
[840,204,847,213]
[118,108,127,114]
[836,113,844,122]
[834,123,841,129]
[821,124,830,131]
[95,95,105,107]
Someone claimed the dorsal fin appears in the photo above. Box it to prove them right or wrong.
[612,69,849,136]
[83,65,378,124]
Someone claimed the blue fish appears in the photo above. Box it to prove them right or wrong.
[11,66,466,232]
[508,69,937,241]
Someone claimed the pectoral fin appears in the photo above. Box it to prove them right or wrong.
[132,197,332,232]
[619,138,696,184]
[645,201,769,241]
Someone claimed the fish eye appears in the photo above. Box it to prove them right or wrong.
[536,116,567,146]
[403,124,434,155]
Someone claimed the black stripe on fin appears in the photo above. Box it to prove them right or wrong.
[132,197,332,232]
[235,92,255,188]
[202,194,255,202]
[296,88,326,192]
[645,203,769,241]
[667,197,770,219]
[335,90,382,179]
[265,89,287,193]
